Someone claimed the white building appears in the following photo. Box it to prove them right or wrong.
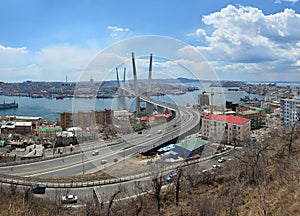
[280,98,300,126]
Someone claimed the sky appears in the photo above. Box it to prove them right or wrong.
[0,0,300,82]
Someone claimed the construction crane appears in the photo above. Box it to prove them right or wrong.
[202,88,244,113]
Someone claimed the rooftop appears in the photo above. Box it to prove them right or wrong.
[38,127,62,131]
[203,114,250,125]
[176,137,207,152]
[249,106,265,111]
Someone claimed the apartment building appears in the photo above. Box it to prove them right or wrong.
[60,109,114,130]
[236,106,266,129]
[201,114,251,145]
[281,98,300,126]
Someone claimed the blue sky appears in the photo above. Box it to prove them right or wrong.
[0,0,300,82]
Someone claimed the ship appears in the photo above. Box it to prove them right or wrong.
[240,95,258,102]
[56,95,65,100]
[0,101,18,109]
[228,88,239,91]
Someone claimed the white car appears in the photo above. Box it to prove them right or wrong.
[212,164,221,169]
[202,169,208,173]
[157,129,162,134]
[92,150,99,156]
[62,194,78,204]
[218,157,226,163]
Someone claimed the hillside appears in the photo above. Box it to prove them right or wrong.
[0,125,299,216]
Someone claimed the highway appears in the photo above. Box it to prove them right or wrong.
[0,106,200,178]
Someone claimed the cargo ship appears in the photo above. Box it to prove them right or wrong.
[0,101,18,109]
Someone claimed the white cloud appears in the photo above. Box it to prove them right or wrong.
[190,5,300,81]
[107,26,129,32]
[107,26,130,37]
[0,45,28,54]
[0,44,99,82]
[294,60,300,66]
[275,0,299,3]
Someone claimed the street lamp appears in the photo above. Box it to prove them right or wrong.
[81,151,85,175]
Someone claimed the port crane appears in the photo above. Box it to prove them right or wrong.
[202,88,244,113]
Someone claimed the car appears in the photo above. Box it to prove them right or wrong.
[137,131,142,134]
[222,146,230,151]
[157,129,162,134]
[114,157,118,162]
[202,169,208,173]
[166,173,177,182]
[31,183,46,194]
[212,164,221,169]
[9,146,16,151]
[146,134,151,138]
[62,194,78,204]
[218,157,226,163]
[101,159,107,164]
[92,150,99,156]
[173,124,177,127]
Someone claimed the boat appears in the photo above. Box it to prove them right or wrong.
[228,88,239,91]
[240,95,259,102]
[0,101,18,109]
[96,92,114,98]
[56,95,65,100]
[240,96,250,102]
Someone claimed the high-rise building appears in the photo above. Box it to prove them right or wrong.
[281,98,300,126]
[198,93,209,107]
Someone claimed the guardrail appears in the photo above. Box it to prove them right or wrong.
[0,105,183,168]
[0,98,202,188]
[0,138,123,167]
[0,149,234,188]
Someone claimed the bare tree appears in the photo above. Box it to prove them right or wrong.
[175,167,182,206]
[106,185,123,216]
[151,174,163,214]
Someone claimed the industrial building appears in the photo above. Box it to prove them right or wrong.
[37,126,62,139]
[1,121,32,135]
[170,137,207,159]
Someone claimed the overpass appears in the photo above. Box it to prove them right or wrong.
[0,52,201,184]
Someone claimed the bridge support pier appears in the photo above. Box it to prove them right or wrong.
[157,106,165,114]
[146,102,153,115]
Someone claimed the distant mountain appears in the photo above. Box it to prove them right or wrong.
[176,77,199,83]
[209,81,246,87]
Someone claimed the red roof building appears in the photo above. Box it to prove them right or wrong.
[201,114,251,145]
[203,114,250,125]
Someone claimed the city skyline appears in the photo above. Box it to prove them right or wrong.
[0,0,300,82]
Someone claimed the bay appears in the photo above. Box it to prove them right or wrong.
[0,81,262,120]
